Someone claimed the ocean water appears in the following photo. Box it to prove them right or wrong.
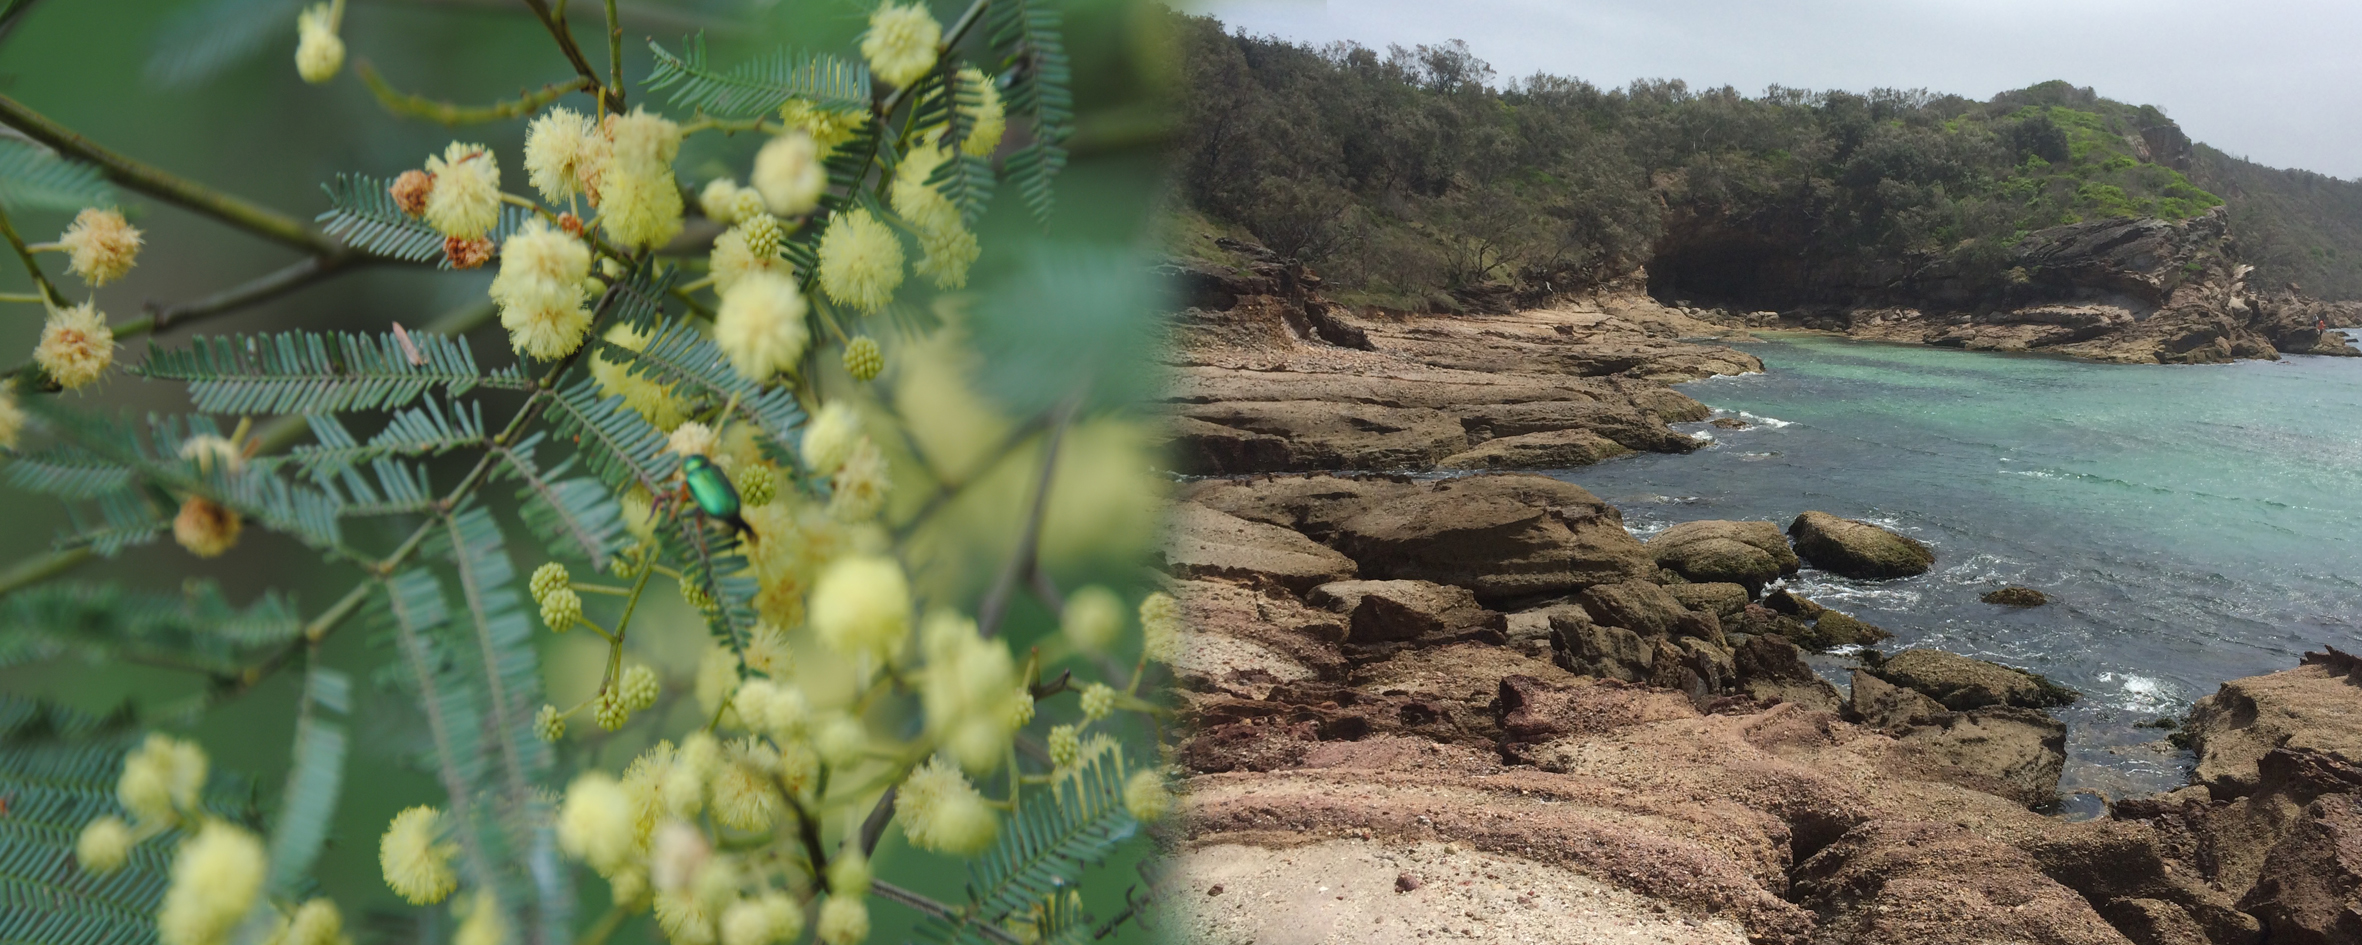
[1554,332,2362,799]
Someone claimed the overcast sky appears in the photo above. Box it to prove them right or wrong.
[1186,0,2362,179]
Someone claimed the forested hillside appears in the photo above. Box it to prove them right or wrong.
[1174,14,2362,310]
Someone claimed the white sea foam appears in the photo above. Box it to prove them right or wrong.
[2096,672,2178,712]
[1734,410,1793,428]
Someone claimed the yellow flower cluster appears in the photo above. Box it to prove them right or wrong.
[379,805,459,905]
[714,271,809,383]
[862,2,942,89]
[59,208,142,286]
[780,100,867,154]
[294,3,344,84]
[817,209,903,314]
[422,142,501,239]
[524,107,603,205]
[602,109,685,251]
[157,821,265,945]
[36,302,113,390]
[590,323,690,430]
[898,756,997,854]
[490,219,595,359]
[701,178,769,225]
[753,132,827,218]
[890,140,979,290]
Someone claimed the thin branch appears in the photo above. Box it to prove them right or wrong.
[977,394,1079,639]
[0,0,43,44]
[0,546,89,597]
[0,94,339,256]
[148,255,353,331]
[519,0,617,113]
[0,198,61,306]
[857,785,896,855]
[603,0,621,105]
[356,61,594,125]
[873,880,1026,945]
[390,0,735,33]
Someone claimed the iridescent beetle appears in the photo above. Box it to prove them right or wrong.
[679,453,754,539]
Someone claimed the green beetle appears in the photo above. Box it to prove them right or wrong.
[680,454,754,538]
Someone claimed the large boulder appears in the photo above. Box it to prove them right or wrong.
[2181,647,2362,799]
[1307,579,1503,644]
[1549,615,1650,683]
[1871,649,2079,711]
[1191,474,1657,604]
[1732,634,1841,711]
[1435,429,1632,470]
[1172,401,1468,473]
[1161,502,1358,592]
[1787,511,1935,579]
[2241,793,2362,945]
[1850,670,1948,729]
[1647,520,1799,590]
[1668,582,1750,618]
[1576,579,1688,637]
[1792,820,2137,945]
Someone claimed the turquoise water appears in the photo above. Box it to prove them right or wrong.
[1554,332,2362,798]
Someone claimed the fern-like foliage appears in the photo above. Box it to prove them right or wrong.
[144,0,307,86]
[17,406,349,552]
[543,376,679,494]
[55,489,171,557]
[135,327,529,415]
[285,399,489,481]
[0,696,261,945]
[266,665,349,896]
[498,434,626,571]
[660,515,762,659]
[922,747,1141,944]
[316,174,534,266]
[593,314,807,469]
[316,456,438,517]
[0,580,299,672]
[5,445,137,500]
[0,138,116,213]
[644,35,871,120]
[988,0,1074,225]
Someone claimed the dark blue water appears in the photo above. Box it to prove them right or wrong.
[1554,332,2362,797]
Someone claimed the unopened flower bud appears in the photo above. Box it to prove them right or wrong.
[842,336,883,381]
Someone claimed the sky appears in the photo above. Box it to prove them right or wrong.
[1186,0,2362,179]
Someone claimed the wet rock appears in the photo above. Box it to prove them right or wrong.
[2181,646,2362,800]
[1307,579,1503,644]
[1669,582,1750,618]
[1793,820,2136,945]
[1983,585,2051,607]
[1435,428,1634,470]
[1162,502,1359,593]
[1872,648,2080,710]
[1763,587,1825,618]
[1578,579,1689,637]
[1647,520,1799,590]
[1794,610,1892,650]
[1787,511,1936,578]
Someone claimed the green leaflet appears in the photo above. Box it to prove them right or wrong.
[988,0,1074,225]
[265,665,349,896]
[0,580,300,673]
[316,173,536,266]
[498,433,627,571]
[921,745,1140,945]
[0,138,116,213]
[135,327,531,415]
[644,35,871,120]
[590,314,808,470]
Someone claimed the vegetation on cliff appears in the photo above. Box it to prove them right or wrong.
[1174,14,2362,309]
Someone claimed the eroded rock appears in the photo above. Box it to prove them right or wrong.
[1873,648,2079,710]
[1788,511,1936,578]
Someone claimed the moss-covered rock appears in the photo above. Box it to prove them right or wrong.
[1982,585,2050,607]
[1872,649,2080,710]
[1788,511,1936,579]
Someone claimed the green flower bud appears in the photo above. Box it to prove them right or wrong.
[620,665,661,712]
[1047,724,1080,769]
[534,704,566,742]
[595,691,628,731]
[529,562,571,605]
[842,336,883,382]
[1079,682,1115,722]
[540,586,582,633]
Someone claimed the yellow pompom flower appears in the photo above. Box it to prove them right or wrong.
[423,142,501,239]
[827,439,889,522]
[36,302,113,390]
[489,219,594,359]
[158,824,265,945]
[173,495,243,558]
[380,806,459,905]
[77,815,132,874]
[816,894,869,945]
[600,109,684,251]
[919,612,1018,772]
[452,890,510,945]
[178,434,243,474]
[752,132,826,217]
[700,178,766,225]
[957,67,1006,158]
[809,554,909,662]
[898,756,998,854]
[890,143,957,236]
[1139,591,1180,664]
[589,323,689,430]
[1125,769,1171,823]
[816,209,903,314]
[711,739,783,831]
[284,899,349,945]
[0,387,23,449]
[294,3,344,84]
[667,421,719,459]
[1061,585,1123,653]
[721,896,789,945]
[714,271,810,383]
[120,733,207,826]
[862,1,940,89]
[58,208,142,286]
[524,107,603,204]
[811,712,869,769]
[800,402,860,475]
[558,772,634,876]
[157,821,265,945]
[654,890,718,945]
[914,221,979,290]
[710,213,787,295]
[744,622,793,677]
[780,100,866,154]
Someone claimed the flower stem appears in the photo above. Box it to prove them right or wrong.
[356,61,593,126]
[0,199,62,306]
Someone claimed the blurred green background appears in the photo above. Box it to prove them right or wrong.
[0,0,1177,940]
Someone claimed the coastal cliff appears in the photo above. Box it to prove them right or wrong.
[1157,237,2362,944]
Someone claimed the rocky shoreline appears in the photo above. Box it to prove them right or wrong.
[1158,238,2362,944]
